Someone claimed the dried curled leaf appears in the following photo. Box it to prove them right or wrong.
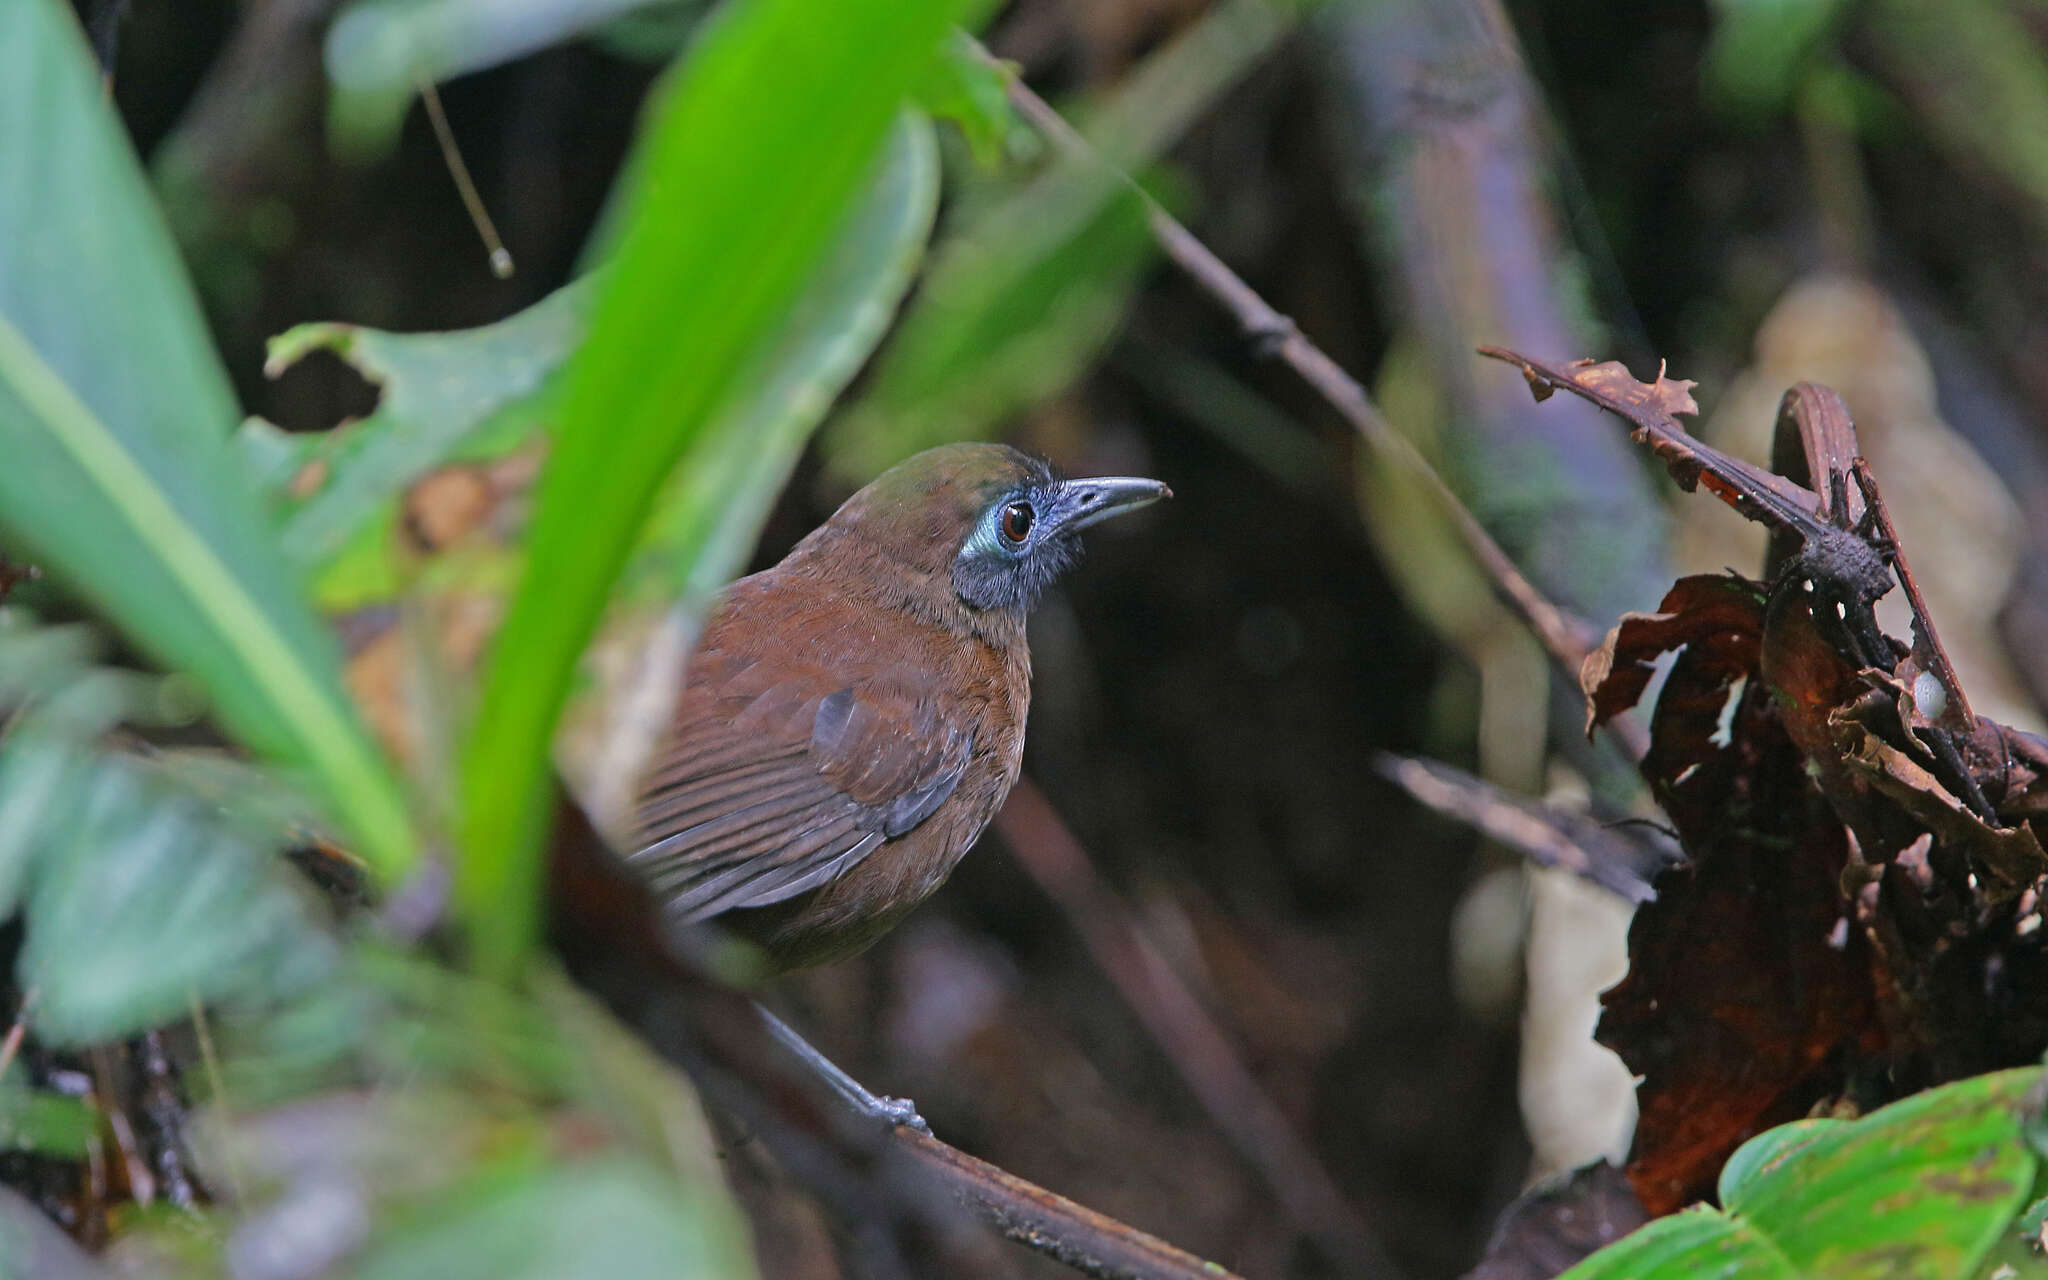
[1599,669,1883,1214]
[1502,346,2048,1214]
[1581,575,1767,737]
[1482,346,1824,532]
[1567,359,1700,421]
[1832,713,2048,898]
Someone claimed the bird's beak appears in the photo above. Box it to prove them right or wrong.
[1049,475,1173,535]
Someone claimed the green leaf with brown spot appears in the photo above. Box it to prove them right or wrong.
[1725,1068,2036,1279]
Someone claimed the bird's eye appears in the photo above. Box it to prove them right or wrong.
[998,501,1035,545]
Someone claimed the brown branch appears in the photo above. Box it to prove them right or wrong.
[1852,459,1975,733]
[990,51,1643,762]
[890,1128,1243,1280]
[548,795,1242,1280]
[1372,754,1677,904]
[1476,348,1827,536]
[998,779,1401,1280]
[0,988,33,1082]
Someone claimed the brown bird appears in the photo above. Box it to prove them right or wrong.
[626,443,1168,972]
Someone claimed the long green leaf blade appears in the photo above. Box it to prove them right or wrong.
[455,0,983,976]
[0,0,413,875]
[563,112,941,834]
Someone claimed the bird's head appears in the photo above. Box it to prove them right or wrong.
[801,443,1169,616]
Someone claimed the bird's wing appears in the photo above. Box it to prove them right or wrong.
[626,651,972,920]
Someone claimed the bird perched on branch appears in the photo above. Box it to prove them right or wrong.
[627,443,1169,971]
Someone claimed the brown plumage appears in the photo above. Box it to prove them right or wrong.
[626,443,1168,971]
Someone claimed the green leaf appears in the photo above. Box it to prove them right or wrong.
[824,0,1294,480]
[455,0,986,978]
[560,113,941,832]
[0,0,414,878]
[1717,1117,1844,1205]
[21,759,335,1045]
[1864,0,2048,241]
[248,110,935,625]
[325,0,687,153]
[612,113,939,615]
[914,32,1031,169]
[0,615,335,1045]
[251,276,598,576]
[0,1089,98,1157]
[1704,0,1851,122]
[1562,1071,2043,1280]
[1724,1068,2037,1279]
[349,1156,753,1280]
[1557,1206,1796,1279]
[823,167,1155,481]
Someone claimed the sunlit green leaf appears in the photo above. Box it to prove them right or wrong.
[914,33,1031,169]
[0,0,414,878]
[455,0,987,977]
[561,113,941,832]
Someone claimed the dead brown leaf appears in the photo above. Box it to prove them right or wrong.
[1581,575,1766,738]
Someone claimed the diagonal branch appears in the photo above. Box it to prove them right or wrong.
[1372,754,1678,904]
[987,47,1644,762]
[890,1129,1245,1280]
[998,779,1403,1280]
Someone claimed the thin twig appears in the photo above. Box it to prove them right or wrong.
[691,981,1249,1280]
[188,991,247,1203]
[0,987,36,1083]
[1850,459,1975,732]
[990,51,1605,688]
[415,74,515,279]
[1372,754,1677,904]
[89,0,130,95]
[998,780,1400,1280]
[91,1045,155,1206]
